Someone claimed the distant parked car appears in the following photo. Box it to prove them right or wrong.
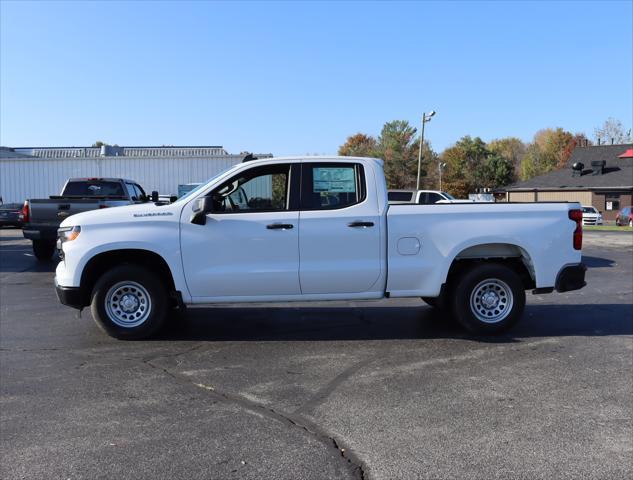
[388,189,474,204]
[0,202,24,227]
[581,206,603,226]
[615,206,633,227]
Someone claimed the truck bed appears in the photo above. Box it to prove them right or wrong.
[385,201,581,297]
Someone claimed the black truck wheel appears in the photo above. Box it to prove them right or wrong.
[32,240,56,261]
[452,263,525,335]
[90,265,168,340]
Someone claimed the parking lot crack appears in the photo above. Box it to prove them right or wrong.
[143,357,367,480]
[295,355,378,416]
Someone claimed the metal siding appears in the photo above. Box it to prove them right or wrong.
[0,155,243,203]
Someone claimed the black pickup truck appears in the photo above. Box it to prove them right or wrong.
[22,178,148,260]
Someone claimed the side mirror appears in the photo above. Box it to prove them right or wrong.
[151,191,159,203]
[190,196,214,225]
[169,195,178,203]
[599,211,602,214]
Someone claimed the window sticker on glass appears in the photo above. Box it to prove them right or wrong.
[313,167,356,193]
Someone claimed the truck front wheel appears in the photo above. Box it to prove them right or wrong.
[452,263,525,335]
[32,240,56,261]
[90,265,168,340]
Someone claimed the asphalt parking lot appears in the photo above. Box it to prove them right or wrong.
[1,228,632,480]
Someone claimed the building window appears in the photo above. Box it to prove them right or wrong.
[605,193,620,211]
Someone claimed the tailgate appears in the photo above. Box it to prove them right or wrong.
[29,199,101,227]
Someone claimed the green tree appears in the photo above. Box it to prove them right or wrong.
[440,136,515,193]
[488,137,526,181]
[377,120,418,189]
[480,153,514,188]
[338,133,378,157]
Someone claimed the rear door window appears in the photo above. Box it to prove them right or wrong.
[301,163,365,210]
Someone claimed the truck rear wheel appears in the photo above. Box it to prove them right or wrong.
[90,265,168,340]
[452,263,525,335]
[32,240,56,261]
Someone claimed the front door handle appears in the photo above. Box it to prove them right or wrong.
[266,223,294,230]
[348,221,374,228]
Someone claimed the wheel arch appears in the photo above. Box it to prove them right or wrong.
[444,242,536,290]
[79,249,177,307]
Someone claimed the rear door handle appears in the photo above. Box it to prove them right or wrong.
[266,223,294,230]
[348,221,374,228]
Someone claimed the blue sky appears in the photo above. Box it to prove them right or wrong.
[1,0,631,156]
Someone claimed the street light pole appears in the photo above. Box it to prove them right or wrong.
[416,110,435,190]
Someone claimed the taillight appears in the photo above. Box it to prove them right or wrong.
[21,201,30,223]
[569,209,582,250]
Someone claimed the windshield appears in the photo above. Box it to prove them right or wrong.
[172,165,237,205]
[582,207,597,213]
[63,181,125,197]
[442,192,455,200]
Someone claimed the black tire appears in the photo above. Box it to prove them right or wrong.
[90,265,168,340]
[32,240,56,261]
[452,263,525,335]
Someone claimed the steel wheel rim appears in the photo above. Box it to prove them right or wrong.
[469,278,513,324]
[105,281,151,328]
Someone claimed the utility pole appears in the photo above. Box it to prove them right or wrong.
[416,110,436,190]
[438,162,447,191]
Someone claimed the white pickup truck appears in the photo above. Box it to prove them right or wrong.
[55,156,586,339]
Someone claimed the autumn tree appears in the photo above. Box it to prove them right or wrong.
[594,118,632,145]
[338,133,378,157]
[338,121,437,189]
[518,128,575,180]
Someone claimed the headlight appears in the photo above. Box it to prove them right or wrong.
[58,225,81,243]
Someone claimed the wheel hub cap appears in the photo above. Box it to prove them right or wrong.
[104,281,152,328]
[469,278,514,324]
[120,294,139,312]
[481,291,499,309]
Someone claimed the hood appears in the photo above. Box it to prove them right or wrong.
[59,202,180,227]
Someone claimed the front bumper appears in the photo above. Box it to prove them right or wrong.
[55,280,84,310]
[555,263,587,292]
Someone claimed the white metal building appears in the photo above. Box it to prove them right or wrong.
[0,146,272,203]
